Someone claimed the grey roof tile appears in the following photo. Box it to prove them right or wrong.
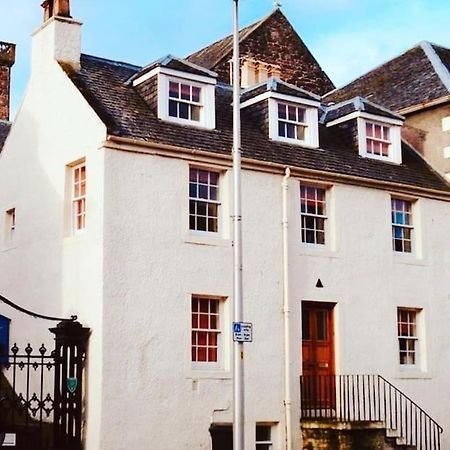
[322,97,404,124]
[241,78,320,103]
[0,121,11,153]
[326,44,449,111]
[64,54,450,194]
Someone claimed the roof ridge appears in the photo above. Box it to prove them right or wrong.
[125,54,217,85]
[187,8,282,68]
[420,41,450,92]
[323,43,423,98]
[81,53,141,71]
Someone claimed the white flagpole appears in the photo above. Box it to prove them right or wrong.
[232,1,244,450]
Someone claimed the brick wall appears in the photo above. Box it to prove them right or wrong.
[0,42,16,121]
[0,66,11,121]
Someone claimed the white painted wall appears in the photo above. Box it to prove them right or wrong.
[0,17,106,450]
[99,146,450,450]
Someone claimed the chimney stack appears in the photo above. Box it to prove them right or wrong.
[41,0,72,21]
[0,42,16,121]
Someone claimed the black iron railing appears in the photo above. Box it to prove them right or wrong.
[0,343,55,450]
[300,375,443,450]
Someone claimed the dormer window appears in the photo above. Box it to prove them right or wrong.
[129,55,217,130]
[357,117,402,163]
[323,98,404,164]
[269,99,319,147]
[365,121,391,157]
[240,79,320,148]
[159,74,215,129]
[168,81,202,122]
[278,103,307,141]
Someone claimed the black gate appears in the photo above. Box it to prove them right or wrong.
[0,320,89,450]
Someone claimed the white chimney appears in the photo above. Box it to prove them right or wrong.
[31,0,82,72]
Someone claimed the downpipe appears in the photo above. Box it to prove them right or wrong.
[282,167,292,450]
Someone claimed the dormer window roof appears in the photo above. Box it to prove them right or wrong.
[322,97,405,164]
[128,55,217,130]
[241,78,321,148]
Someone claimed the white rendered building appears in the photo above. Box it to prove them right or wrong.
[0,2,449,449]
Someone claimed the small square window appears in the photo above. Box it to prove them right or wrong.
[366,121,391,157]
[358,118,402,164]
[168,80,202,122]
[277,103,307,142]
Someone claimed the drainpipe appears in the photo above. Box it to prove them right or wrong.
[282,167,292,450]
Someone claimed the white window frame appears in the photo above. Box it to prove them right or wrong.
[397,308,422,368]
[442,116,450,132]
[167,79,203,122]
[189,167,221,235]
[256,424,274,450]
[391,197,414,254]
[277,102,309,142]
[4,208,16,242]
[300,184,328,246]
[191,295,226,370]
[356,115,402,163]
[72,162,86,233]
[267,94,319,148]
[156,69,216,129]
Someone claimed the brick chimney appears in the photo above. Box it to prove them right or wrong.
[0,42,15,121]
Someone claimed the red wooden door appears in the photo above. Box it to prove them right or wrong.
[301,301,335,409]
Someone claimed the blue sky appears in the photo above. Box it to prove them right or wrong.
[2,0,450,117]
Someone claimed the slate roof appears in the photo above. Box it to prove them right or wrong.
[126,55,217,85]
[187,16,265,70]
[186,8,335,96]
[326,42,450,112]
[241,78,320,103]
[0,121,11,152]
[63,54,450,194]
[321,97,404,124]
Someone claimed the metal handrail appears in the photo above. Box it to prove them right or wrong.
[300,374,443,450]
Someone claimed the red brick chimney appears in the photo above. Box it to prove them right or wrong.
[41,0,72,21]
[0,42,16,121]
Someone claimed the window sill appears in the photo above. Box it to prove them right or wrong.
[1,243,18,252]
[160,115,213,130]
[183,233,231,248]
[395,369,431,380]
[298,244,338,258]
[393,253,427,266]
[188,370,232,380]
[360,153,400,165]
[271,136,318,149]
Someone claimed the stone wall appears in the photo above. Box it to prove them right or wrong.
[301,421,414,450]
[213,10,334,96]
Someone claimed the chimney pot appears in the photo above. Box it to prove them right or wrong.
[41,0,72,21]
[0,42,16,121]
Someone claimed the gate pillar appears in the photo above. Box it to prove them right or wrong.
[50,321,89,450]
